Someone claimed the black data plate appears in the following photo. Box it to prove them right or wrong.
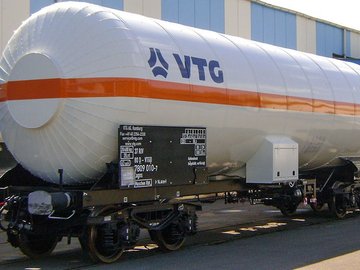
[118,125,206,188]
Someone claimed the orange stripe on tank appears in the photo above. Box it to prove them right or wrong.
[1,77,359,116]
[6,79,62,100]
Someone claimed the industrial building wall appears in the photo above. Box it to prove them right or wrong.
[1,0,360,59]
[296,16,316,54]
[250,2,296,49]
[0,0,30,55]
[224,0,251,39]
[316,22,344,57]
[162,0,224,33]
[124,0,160,19]
[351,32,360,58]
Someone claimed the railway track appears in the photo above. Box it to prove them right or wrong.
[0,202,346,269]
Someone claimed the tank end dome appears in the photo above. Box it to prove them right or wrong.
[7,53,62,129]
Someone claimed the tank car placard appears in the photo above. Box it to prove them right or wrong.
[118,125,206,188]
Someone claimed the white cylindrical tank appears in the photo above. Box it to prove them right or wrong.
[1,2,360,184]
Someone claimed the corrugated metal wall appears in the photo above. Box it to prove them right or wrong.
[316,22,343,57]
[296,16,316,54]
[162,0,224,33]
[346,31,351,57]
[0,0,30,55]
[31,0,123,13]
[123,0,160,19]
[351,33,360,58]
[30,0,54,14]
[251,2,296,49]
[224,0,251,39]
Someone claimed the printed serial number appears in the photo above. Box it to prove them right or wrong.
[134,164,159,173]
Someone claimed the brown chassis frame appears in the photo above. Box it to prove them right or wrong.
[1,178,245,208]
[82,178,245,207]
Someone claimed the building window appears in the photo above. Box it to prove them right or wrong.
[162,0,224,33]
[251,3,296,49]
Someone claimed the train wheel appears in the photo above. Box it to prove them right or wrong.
[150,222,186,251]
[18,233,58,259]
[310,202,324,212]
[328,195,347,219]
[85,207,124,263]
[279,203,298,217]
[86,225,124,263]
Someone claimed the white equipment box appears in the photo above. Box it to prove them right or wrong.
[246,136,298,184]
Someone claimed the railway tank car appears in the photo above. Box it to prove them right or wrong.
[1,1,360,185]
[1,1,360,264]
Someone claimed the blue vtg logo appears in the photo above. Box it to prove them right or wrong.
[148,48,169,78]
[148,48,224,84]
